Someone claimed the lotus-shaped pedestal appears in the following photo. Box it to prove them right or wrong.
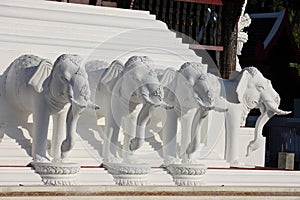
[103,162,151,186]
[32,162,80,186]
[166,163,207,186]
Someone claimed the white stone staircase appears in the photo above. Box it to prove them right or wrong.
[2,131,300,186]
[0,131,175,186]
[0,134,32,166]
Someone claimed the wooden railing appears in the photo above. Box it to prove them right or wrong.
[132,0,223,49]
[47,0,223,64]
[48,0,223,50]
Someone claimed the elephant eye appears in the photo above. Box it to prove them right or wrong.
[60,75,68,82]
[198,74,206,80]
[185,81,191,86]
[257,85,264,91]
[132,75,141,82]
[148,70,154,75]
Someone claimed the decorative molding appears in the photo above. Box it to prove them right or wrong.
[166,164,207,186]
[103,162,151,186]
[32,162,80,186]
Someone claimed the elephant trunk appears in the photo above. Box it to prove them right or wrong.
[70,98,100,110]
[246,100,291,157]
[246,108,274,157]
[129,103,154,151]
[264,100,291,115]
[130,85,173,151]
[141,86,173,109]
[195,94,214,111]
[60,104,85,159]
[195,95,227,112]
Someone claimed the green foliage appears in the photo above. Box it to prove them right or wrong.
[290,63,300,76]
[288,9,300,48]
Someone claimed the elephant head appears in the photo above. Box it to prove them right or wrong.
[193,72,228,112]
[174,62,225,112]
[130,61,225,152]
[4,54,99,161]
[231,67,291,156]
[122,56,172,151]
[45,54,99,158]
[120,56,168,108]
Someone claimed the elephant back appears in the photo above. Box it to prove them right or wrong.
[4,54,52,112]
[85,60,109,97]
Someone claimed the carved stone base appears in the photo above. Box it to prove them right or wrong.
[103,162,151,186]
[32,162,80,186]
[166,164,207,186]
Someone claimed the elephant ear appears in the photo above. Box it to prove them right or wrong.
[158,67,176,87]
[100,60,124,84]
[28,59,53,93]
[235,70,250,103]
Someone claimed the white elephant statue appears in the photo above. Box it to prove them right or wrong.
[130,62,227,165]
[188,67,291,165]
[1,54,98,162]
[84,56,170,163]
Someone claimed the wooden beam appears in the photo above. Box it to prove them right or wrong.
[68,0,89,4]
[173,0,223,6]
[97,1,117,7]
[189,44,224,51]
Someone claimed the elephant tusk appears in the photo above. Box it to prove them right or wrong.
[70,98,87,109]
[87,100,100,110]
[264,100,292,116]
[195,96,214,111]
[142,93,157,106]
[274,109,292,115]
[213,106,228,112]
[160,102,174,110]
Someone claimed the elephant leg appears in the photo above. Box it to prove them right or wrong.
[122,113,137,161]
[179,109,195,163]
[51,107,68,161]
[225,104,243,165]
[32,107,50,162]
[162,109,178,165]
[103,111,121,163]
[186,109,208,155]
[110,122,120,158]
[129,103,153,151]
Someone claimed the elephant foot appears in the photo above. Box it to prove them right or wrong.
[230,160,246,167]
[52,157,71,163]
[161,156,180,167]
[52,158,63,163]
[186,139,200,155]
[33,154,50,163]
[61,139,75,159]
[129,137,144,151]
[230,160,255,168]
[103,155,123,164]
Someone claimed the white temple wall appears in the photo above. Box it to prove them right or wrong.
[0,0,204,73]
